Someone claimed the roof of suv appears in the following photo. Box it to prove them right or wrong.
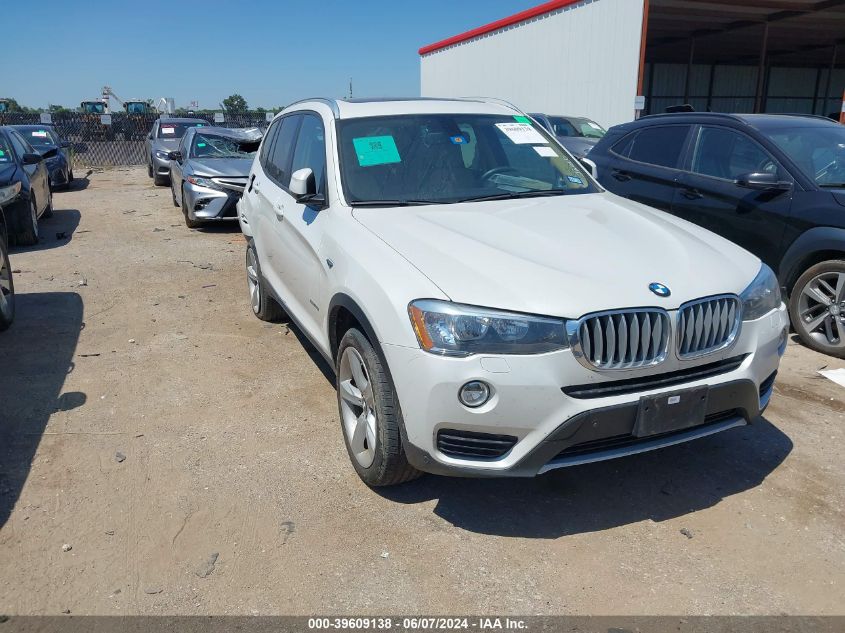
[629,111,839,132]
[284,97,521,120]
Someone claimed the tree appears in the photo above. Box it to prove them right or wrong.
[221,94,247,112]
[1,98,23,112]
[48,104,70,113]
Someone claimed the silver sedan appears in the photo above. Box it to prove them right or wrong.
[168,126,262,228]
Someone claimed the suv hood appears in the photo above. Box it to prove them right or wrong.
[353,192,760,318]
[188,157,253,178]
[557,136,598,158]
[152,138,180,152]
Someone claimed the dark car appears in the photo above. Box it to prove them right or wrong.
[10,124,74,189]
[0,126,53,246]
[529,113,606,158]
[145,117,209,185]
[589,112,845,358]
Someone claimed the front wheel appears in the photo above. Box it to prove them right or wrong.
[15,195,39,246]
[0,232,15,331]
[42,187,53,218]
[336,328,420,486]
[789,260,845,358]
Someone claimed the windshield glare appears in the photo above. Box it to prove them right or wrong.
[338,113,597,205]
[549,116,605,139]
[159,122,205,139]
[763,126,845,188]
[191,133,259,159]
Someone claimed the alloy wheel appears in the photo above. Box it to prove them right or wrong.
[796,271,845,349]
[338,347,377,468]
[246,247,261,314]
[30,199,39,240]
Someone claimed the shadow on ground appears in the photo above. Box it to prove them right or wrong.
[377,417,792,538]
[10,209,81,254]
[0,292,84,528]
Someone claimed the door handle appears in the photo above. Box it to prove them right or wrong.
[274,202,285,220]
[612,170,632,182]
[681,187,703,200]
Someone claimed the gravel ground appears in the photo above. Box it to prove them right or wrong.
[0,167,843,616]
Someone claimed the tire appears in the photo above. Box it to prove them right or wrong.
[15,195,39,246]
[0,231,14,331]
[336,328,421,487]
[42,187,53,218]
[147,159,153,178]
[170,179,179,207]
[153,170,168,186]
[66,167,74,188]
[182,185,202,228]
[788,259,845,359]
[245,240,284,322]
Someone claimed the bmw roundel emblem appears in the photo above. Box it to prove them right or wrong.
[649,282,671,297]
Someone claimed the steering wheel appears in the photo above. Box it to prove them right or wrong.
[481,166,518,181]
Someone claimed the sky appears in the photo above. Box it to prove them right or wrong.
[2,0,541,110]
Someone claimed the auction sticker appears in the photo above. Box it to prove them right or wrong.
[353,135,401,167]
[32,130,49,138]
[161,126,175,135]
[495,122,547,144]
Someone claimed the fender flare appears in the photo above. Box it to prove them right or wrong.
[779,226,845,291]
[327,293,381,360]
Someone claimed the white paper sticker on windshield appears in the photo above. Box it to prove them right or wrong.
[32,130,49,138]
[534,146,558,157]
[495,122,547,145]
[161,126,175,134]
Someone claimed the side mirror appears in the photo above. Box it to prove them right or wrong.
[21,153,42,165]
[736,172,791,191]
[289,168,325,206]
[41,148,59,160]
[167,151,182,162]
[579,157,598,179]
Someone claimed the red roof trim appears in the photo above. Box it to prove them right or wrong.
[419,0,582,55]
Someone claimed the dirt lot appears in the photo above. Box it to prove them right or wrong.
[0,166,843,616]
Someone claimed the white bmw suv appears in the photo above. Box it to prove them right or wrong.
[238,97,788,486]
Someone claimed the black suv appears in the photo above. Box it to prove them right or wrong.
[590,113,845,358]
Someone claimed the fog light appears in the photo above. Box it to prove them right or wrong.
[459,381,490,408]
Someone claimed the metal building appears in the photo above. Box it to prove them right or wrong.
[419,0,845,128]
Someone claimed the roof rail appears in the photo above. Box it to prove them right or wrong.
[639,111,746,123]
[460,96,525,115]
[283,97,341,119]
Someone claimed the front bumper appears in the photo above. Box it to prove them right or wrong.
[383,304,788,477]
[183,182,241,221]
[152,153,172,176]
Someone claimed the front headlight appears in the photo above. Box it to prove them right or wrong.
[0,181,22,205]
[740,263,781,320]
[408,299,568,356]
[186,175,222,191]
[154,149,171,159]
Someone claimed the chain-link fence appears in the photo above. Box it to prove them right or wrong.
[0,111,273,168]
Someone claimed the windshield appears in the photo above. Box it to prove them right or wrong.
[337,113,597,205]
[126,102,147,114]
[548,116,606,139]
[82,103,105,114]
[158,121,205,139]
[763,125,845,188]
[0,136,13,164]
[191,133,259,159]
[15,127,57,149]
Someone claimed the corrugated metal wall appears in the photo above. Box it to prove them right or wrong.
[420,0,646,129]
[646,64,845,116]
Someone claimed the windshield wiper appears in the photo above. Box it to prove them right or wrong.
[351,199,440,207]
[456,189,571,203]
[819,183,845,188]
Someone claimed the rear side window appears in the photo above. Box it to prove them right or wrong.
[290,114,327,193]
[259,119,280,168]
[615,126,690,169]
[266,115,301,187]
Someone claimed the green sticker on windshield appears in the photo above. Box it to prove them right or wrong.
[197,143,206,147]
[513,115,532,124]
[0,150,4,157]
[353,135,401,167]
